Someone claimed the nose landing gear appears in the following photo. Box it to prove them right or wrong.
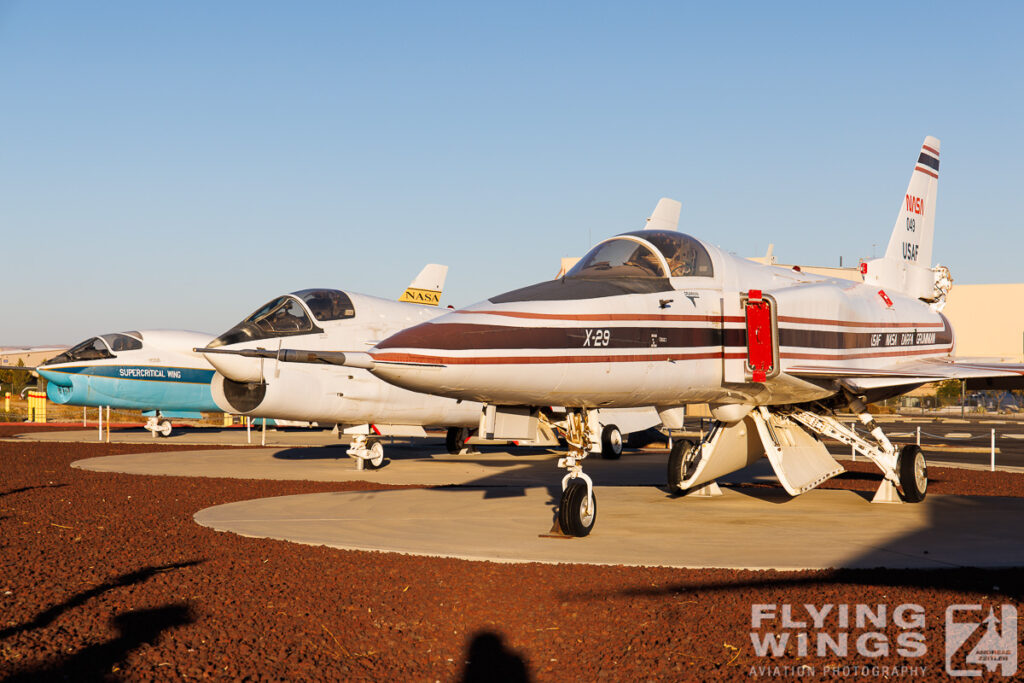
[555,410,598,537]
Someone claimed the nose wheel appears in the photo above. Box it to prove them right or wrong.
[558,479,597,537]
[347,434,385,470]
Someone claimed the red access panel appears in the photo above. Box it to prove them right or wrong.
[745,294,774,382]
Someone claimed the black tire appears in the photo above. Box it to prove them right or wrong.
[158,420,173,438]
[558,480,597,537]
[667,438,697,491]
[898,444,927,502]
[446,426,468,454]
[600,424,623,460]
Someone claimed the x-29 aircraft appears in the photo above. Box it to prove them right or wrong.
[197,202,684,467]
[35,265,451,438]
[311,136,1024,535]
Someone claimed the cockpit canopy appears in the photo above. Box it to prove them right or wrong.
[566,230,714,279]
[43,331,142,365]
[292,289,355,321]
[208,290,354,348]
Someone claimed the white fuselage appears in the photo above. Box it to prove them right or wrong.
[205,292,482,427]
[364,240,953,409]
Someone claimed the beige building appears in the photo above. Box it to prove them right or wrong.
[942,284,1024,362]
[749,250,1023,362]
[0,346,67,368]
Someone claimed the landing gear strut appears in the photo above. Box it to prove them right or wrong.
[785,397,928,503]
[555,409,597,536]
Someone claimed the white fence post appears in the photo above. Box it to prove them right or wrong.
[991,428,996,472]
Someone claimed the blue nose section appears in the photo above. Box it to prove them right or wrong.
[37,368,72,388]
[38,368,81,404]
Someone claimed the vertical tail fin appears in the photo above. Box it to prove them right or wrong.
[883,136,940,266]
[399,264,448,306]
[863,136,944,301]
[644,197,682,231]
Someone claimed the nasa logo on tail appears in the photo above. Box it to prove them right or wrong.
[399,287,442,305]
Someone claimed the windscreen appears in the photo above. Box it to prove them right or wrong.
[207,296,323,348]
[43,337,113,365]
[565,237,667,278]
[293,289,355,321]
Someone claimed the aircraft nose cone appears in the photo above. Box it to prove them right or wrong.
[37,367,72,387]
[203,351,264,383]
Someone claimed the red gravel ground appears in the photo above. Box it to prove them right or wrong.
[1,426,1022,681]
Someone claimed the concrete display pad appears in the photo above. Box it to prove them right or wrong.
[194,485,1024,570]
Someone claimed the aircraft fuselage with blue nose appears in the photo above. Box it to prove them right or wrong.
[37,330,219,417]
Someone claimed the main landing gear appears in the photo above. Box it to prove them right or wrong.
[554,409,598,537]
[445,426,480,455]
[600,424,623,460]
[786,397,928,503]
[669,399,928,505]
[144,414,173,438]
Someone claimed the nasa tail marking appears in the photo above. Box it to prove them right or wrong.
[399,263,448,306]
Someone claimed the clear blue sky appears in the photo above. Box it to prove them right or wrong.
[3,1,1021,345]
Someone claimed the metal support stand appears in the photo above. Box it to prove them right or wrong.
[689,481,723,498]
[871,479,902,504]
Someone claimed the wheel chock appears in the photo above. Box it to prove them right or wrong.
[871,479,903,504]
[688,481,723,498]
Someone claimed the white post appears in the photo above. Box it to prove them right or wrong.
[991,428,996,472]
[83,406,87,427]
[106,406,110,443]
[97,406,102,441]
[916,426,921,446]
[261,418,266,446]
[246,416,251,444]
